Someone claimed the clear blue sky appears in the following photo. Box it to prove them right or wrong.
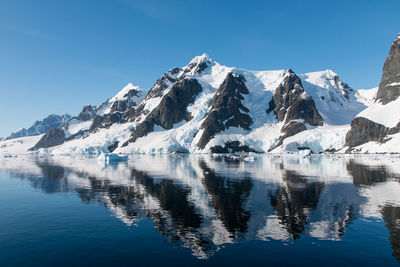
[0,0,399,137]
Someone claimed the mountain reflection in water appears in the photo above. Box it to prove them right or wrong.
[1,154,400,261]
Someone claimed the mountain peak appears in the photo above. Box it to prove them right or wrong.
[182,53,214,75]
[376,33,400,104]
[323,69,338,77]
[111,83,142,101]
[188,53,212,65]
[6,113,71,140]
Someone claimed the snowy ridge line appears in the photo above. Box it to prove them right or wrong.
[1,50,397,156]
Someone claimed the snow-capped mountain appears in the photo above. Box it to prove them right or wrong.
[27,83,146,151]
[1,34,399,156]
[24,53,368,156]
[5,113,71,140]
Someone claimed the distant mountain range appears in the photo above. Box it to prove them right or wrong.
[5,114,71,140]
[1,33,399,155]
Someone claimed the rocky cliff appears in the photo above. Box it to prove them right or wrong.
[346,34,400,151]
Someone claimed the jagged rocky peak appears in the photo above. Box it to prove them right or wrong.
[345,33,400,150]
[108,83,144,113]
[6,113,71,140]
[198,72,252,149]
[376,33,400,104]
[318,70,352,92]
[271,69,323,126]
[269,69,323,149]
[145,54,212,100]
[300,69,354,105]
[145,67,182,99]
[183,53,213,75]
[88,83,145,133]
[270,69,303,121]
[77,105,96,121]
[124,78,203,146]
[111,83,141,100]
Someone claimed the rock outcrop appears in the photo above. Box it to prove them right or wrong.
[376,34,400,104]
[109,88,143,113]
[198,72,253,149]
[269,70,323,148]
[29,128,66,151]
[77,105,96,121]
[345,118,400,149]
[90,112,125,133]
[345,117,390,147]
[346,34,400,150]
[124,78,203,144]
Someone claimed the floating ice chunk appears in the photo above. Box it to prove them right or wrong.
[97,153,128,164]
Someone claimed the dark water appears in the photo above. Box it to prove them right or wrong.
[0,154,400,266]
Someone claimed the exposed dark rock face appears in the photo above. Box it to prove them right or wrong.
[285,97,324,126]
[6,114,71,140]
[124,78,203,145]
[346,34,400,150]
[198,73,253,149]
[274,121,307,149]
[123,104,144,122]
[143,55,211,102]
[152,79,202,129]
[269,70,323,149]
[210,141,257,153]
[145,68,181,99]
[89,113,124,133]
[110,88,142,113]
[183,55,211,75]
[376,34,400,104]
[29,128,66,151]
[272,70,323,126]
[345,118,400,150]
[345,117,389,148]
[122,68,184,124]
[110,100,128,113]
[388,122,400,135]
[108,141,119,153]
[77,105,96,121]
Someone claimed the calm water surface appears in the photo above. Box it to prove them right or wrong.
[0,154,400,266]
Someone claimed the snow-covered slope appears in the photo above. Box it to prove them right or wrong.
[357,97,400,128]
[0,135,43,156]
[343,97,400,153]
[299,70,367,125]
[356,87,378,104]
